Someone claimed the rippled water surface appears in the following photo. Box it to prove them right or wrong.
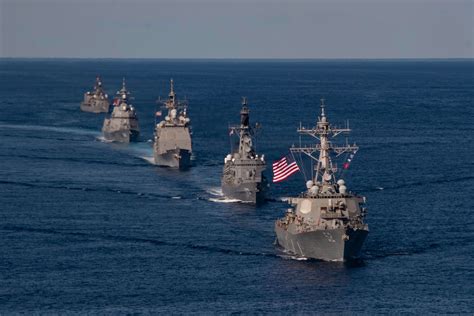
[1,59,473,313]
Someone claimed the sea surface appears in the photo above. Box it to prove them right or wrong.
[0,59,473,314]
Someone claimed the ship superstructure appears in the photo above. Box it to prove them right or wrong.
[275,99,368,261]
[102,79,139,143]
[153,79,192,169]
[221,98,267,204]
[80,76,110,113]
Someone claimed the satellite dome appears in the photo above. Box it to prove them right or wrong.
[310,185,319,194]
[339,185,347,194]
[171,109,177,118]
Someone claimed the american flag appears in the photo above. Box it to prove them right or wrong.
[113,98,120,106]
[272,155,300,183]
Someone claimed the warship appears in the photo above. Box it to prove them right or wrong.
[102,79,139,143]
[153,79,192,169]
[80,76,110,113]
[221,98,267,204]
[275,99,368,261]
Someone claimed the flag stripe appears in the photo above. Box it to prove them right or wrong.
[272,157,287,167]
[274,162,299,177]
[272,155,300,183]
[274,168,299,181]
[273,163,299,180]
[273,160,293,173]
[273,165,299,182]
[273,161,298,177]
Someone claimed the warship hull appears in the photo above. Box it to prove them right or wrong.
[80,101,109,113]
[153,148,191,169]
[221,180,266,204]
[103,129,139,143]
[275,225,368,261]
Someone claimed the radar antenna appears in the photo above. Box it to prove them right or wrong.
[291,99,358,184]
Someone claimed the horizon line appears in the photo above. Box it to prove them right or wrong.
[1,57,473,61]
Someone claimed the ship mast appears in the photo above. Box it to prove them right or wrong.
[94,76,105,95]
[290,99,358,185]
[238,97,252,157]
[227,97,260,158]
[157,79,189,125]
[117,77,131,101]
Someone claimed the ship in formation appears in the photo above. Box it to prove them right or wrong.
[153,79,192,169]
[221,98,267,204]
[80,76,110,113]
[102,78,140,143]
[78,75,370,260]
[274,99,368,261]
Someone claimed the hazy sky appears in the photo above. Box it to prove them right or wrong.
[1,0,472,58]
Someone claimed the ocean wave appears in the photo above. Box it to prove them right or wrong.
[96,136,114,143]
[208,197,243,203]
[0,123,99,136]
[0,153,146,168]
[1,225,279,259]
[139,156,156,165]
[361,175,474,194]
[206,187,223,197]
[0,180,190,201]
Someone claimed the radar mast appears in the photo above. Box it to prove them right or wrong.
[291,99,358,186]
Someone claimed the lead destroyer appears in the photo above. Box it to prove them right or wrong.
[102,79,140,143]
[221,98,267,204]
[153,79,192,169]
[80,76,110,113]
[275,100,368,261]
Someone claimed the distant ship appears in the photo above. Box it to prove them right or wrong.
[275,99,368,261]
[80,76,110,113]
[153,79,192,169]
[102,79,139,143]
[221,98,267,204]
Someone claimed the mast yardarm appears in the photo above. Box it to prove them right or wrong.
[290,99,358,184]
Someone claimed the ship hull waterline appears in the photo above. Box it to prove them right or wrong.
[80,101,109,113]
[221,180,267,204]
[103,129,140,143]
[153,148,191,170]
[275,224,368,261]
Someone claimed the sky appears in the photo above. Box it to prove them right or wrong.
[0,0,472,58]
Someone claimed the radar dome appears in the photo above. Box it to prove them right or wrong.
[339,185,347,194]
[337,179,345,186]
[306,180,314,189]
[310,185,319,194]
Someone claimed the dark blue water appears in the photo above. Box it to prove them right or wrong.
[1,59,473,313]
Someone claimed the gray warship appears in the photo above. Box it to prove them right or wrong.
[102,79,140,143]
[221,98,267,204]
[275,99,368,261]
[153,79,192,169]
[80,76,110,113]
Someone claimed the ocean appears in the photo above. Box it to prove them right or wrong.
[0,59,473,314]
